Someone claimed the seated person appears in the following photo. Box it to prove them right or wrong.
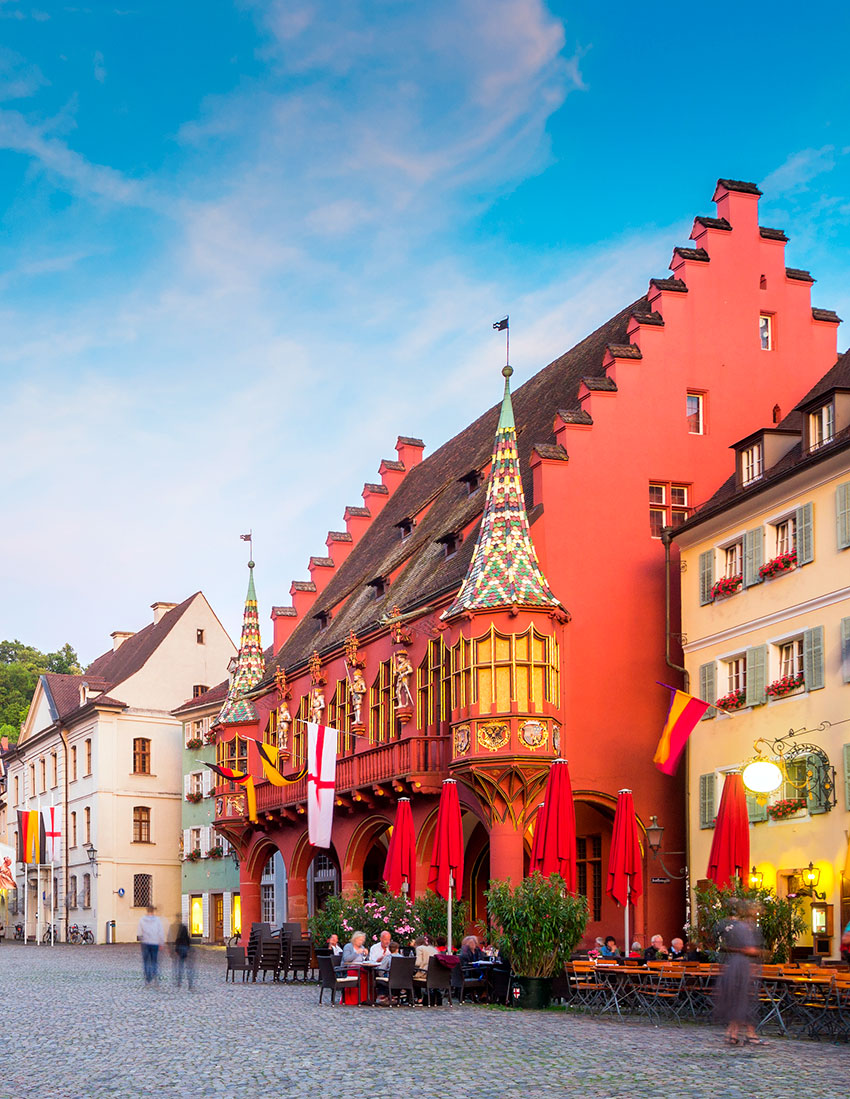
[684,940,709,963]
[414,935,437,980]
[669,937,686,960]
[369,930,392,964]
[377,941,400,975]
[327,933,343,956]
[341,931,368,965]
[643,934,668,961]
[459,935,486,965]
[600,936,620,958]
[628,940,643,958]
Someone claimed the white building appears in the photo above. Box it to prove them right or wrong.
[6,594,235,943]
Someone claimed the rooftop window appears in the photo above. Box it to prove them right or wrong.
[809,403,835,452]
[741,443,763,486]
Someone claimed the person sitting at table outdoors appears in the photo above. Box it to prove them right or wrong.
[369,930,392,964]
[684,940,709,962]
[414,935,437,980]
[669,937,686,960]
[327,933,343,957]
[643,934,668,961]
[628,941,643,958]
[459,935,487,965]
[342,931,369,965]
[600,936,620,958]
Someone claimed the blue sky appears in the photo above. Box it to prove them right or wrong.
[2,0,849,665]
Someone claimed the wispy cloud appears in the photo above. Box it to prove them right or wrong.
[761,146,837,196]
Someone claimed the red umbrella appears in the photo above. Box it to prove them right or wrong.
[427,779,464,950]
[529,758,577,892]
[383,797,417,901]
[607,788,644,949]
[707,772,750,888]
[529,801,546,867]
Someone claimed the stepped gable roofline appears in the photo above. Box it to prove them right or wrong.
[786,267,815,283]
[812,308,841,324]
[85,593,198,688]
[309,556,335,568]
[272,605,298,617]
[558,408,593,425]
[792,348,850,411]
[760,226,788,242]
[364,482,389,495]
[693,215,732,232]
[344,505,370,518]
[581,376,617,392]
[606,344,642,360]
[291,580,317,593]
[173,680,229,714]
[397,436,424,448]
[649,277,688,293]
[259,295,649,680]
[630,309,664,326]
[327,531,353,543]
[714,178,762,197]
[380,459,405,472]
[672,246,710,263]
[532,442,568,462]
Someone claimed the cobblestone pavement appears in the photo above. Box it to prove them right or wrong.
[1,944,847,1099]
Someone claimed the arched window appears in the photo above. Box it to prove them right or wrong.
[133,738,151,774]
[133,806,151,844]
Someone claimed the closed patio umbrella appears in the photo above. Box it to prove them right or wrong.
[427,779,464,951]
[528,758,577,892]
[383,797,417,901]
[529,801,546,867]
[607,788,643,951]
[707,772,750,888]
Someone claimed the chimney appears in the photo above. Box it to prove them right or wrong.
[151,601,178,624]
[111,630,135,652]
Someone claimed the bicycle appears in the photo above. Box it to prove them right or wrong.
[13,924,24,941]
[69,924,94,944]
[42,924,59,944]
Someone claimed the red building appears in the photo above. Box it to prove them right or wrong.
[214,178,841,945]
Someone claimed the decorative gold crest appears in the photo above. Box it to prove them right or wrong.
[477,722,509,752]
[453,724,471,757]
[552,724,561,753]
[519,720,547,750]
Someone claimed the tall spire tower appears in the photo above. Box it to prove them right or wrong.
[218,560,265,725]
[444,364,561,618]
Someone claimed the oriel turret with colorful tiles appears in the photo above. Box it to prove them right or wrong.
[217,561,265,724]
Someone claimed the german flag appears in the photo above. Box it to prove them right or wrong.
[253,740,307,787]
[653,686,711,776]
[205,764,258,823]
[17,810,46,864]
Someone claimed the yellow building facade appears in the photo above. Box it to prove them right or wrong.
[675,355,850,958]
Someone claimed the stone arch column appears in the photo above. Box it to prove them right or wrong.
[341,814,392,894]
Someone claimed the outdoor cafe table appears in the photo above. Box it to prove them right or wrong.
[341,960,381,1006]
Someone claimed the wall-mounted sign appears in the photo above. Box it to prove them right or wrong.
[650,876,670,884]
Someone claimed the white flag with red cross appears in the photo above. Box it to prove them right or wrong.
[43,806,62,862]
[306,723,337,849]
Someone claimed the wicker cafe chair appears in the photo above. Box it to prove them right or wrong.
[225,945,251,983]
[375,955,417,1006]
[253,937,283,982]
[317,955,361,1006]
[287,939,314,982]
[420,956,454,1007]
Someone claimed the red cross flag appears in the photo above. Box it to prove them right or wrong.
[43,806,62,862]
[306,723,337,849]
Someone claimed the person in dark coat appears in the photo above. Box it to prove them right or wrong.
[173,922,195,989]
[713,900,765,1045]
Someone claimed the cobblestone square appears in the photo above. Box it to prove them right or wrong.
[1,945,847,1099]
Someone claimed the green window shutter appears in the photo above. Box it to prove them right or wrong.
[843,743,850,810]
[698,662,716,720]
[842,618,850,684]
[803,626,825,691]
[745,645,766,706]
[836,482,850,551]
[699,550,714,605]
[699,773,716,829]
[805,753,829,815]
[795,502,814,565]
[746,790,768,823]
[743,527,764,587]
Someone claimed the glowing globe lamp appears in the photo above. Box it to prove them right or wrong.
[742,757,783,795]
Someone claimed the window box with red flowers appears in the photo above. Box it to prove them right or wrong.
[185,791,203,804]
[184,850,202,862]
[203,729,217,745]
[710,575,742,601]
[714,689,746,712]
[766,672,805,699]
[759,549,797,581]
[767,798,806,821]
[185,737,203,750]
[207,845,224,859]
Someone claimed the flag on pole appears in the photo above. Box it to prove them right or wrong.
[17,810,46,864]
[653,685,711,775]
[493,317,508,331]
[204,764,258,822]
[43,807,61,862]
[306,723,337,849]
[249,739,307,787]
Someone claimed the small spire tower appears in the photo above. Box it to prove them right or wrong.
[218,560,265,725]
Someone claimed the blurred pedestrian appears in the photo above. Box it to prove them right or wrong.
[713,899,765,1046]
[137,906,165,985]
[173,921,195,989]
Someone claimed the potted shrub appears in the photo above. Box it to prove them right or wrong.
[710,574,742,600]
[693,881,806,963]
[486,872,588,1009]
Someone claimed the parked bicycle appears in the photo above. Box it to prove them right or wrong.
[42,924,59,944]
[13,924,24,941]
[68,924,95,944]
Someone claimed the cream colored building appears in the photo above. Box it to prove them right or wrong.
[674,351,850,958]
[6,594,235,943]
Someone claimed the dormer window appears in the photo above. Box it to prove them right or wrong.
[809,403,835,451]
[460,470,482,495]
[368,577,387,599]
[437,532,461,558]
[315,610,331,631]
[396,517,414,540]
[741,443,763,486]
[759,314,773,351]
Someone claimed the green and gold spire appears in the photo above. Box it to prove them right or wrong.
[218,560,265,725]
[443,366,560,618]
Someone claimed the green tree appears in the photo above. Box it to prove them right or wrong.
[0,639,82,743]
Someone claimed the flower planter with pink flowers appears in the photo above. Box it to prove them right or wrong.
[710,575,742,601]
[759,549,797,580]
[768,798,806,821]
[185,737,203,750]
[766,672,805,699]
[714,689,746,712]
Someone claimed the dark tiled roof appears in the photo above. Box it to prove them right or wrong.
[309,556,335,569]
[327,531,353,543]
[345,506,370,518]
[397,436,424,447]
[291,581,317,593]
[272,606,297,616]
[673,246,710,262]
[793,348,850,410]
[759,227,788,242]
[532,443,569,462]
[582,376,618,392]
[693,215,732,231]
[364,483,389,495]
[717,178,762,196]
[42,674,106,720]
[631,310,664,326]
[264,298,644,679]
[786,268,815,283]
[85,594,197,685]
[381,459,405,472]
[649,277,688,293]
[172,680,230,714]
[557,408,594,425]
[606,344,642,360]
[812,308,841,323]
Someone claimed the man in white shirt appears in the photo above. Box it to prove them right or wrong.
[137,906,165,984]
[327,933,343,956]
[369,930,392,963]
